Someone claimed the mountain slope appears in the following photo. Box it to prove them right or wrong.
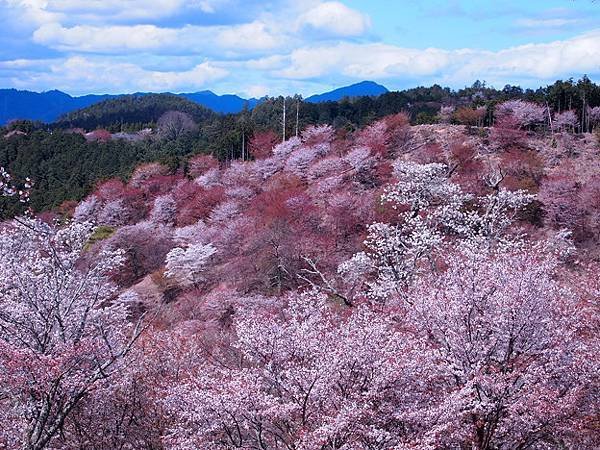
[0,89,116,124]
[55,94,217,130]
[0,89,253,124]
[0,81,390,124]
[180,91,260,114]
[305,81,389,103]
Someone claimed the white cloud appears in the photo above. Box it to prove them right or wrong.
[298,1,371,37]
[0,58,52,69]
[3,2,600,96]
[195,0,230,14]
[3,0,63,26]
[216,21,279,51]
[245,54,288,70]
[244,84,269,98]
[32,21,281,54]
[5,29,600,96]
[8,56,228,93]
[33,0,196,22]
[276,30,600,84]
[33,23,179,51]
[457,30,600,81]
[516,18,581,29]
[278,43,451,79]
[1,0,238,30]
[142,61,228,91]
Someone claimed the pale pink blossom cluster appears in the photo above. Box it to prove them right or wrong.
[1,116,599,450]
[496,100,546,129]
[0,218,142,449]
[554,110,579,131]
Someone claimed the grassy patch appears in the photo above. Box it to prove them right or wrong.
[85,225,116,249]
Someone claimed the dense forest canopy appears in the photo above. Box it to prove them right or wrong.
[55,93,218,131]
[1,77,600,219]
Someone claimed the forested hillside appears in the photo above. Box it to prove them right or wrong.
[3,0,600,446]
[2,78,600,220]
[1,98,599,448]
[55,94,217,131]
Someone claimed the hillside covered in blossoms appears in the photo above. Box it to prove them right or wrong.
[1,97,599,449]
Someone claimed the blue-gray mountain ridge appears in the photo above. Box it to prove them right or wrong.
[0,81,389,125]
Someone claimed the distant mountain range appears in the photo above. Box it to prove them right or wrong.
[305,81,388,103]
[179,91,261,114]
[0,81,389,125]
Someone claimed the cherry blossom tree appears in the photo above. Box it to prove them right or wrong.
[2,113,598,448]
[186,154,218,178]
[0,218,142,450]
[345,161,533,301]
[97,199,131,227]
[56,343,164,450]
[129,162,170,189]
[447,140,486,193]
[454,106,486,127]
[72,195,100,223]
[307,156,346,182]
[538,170,600,243]
[402,240,593,449]
[343,146,378,185]
[383,113,412,154]
[284,146,322,179]
[366,161,471,297]
[249,130,279,160]
[353,114,411,157]
[194,167,222,188]
[171,180,224,226]
[0,166,14,197]
[162,231,597,449]
[208,200,240,225]
[588,106,600,130]
[165,243,216,287]
[149,194,177,225]
[0,166,32,205]
[105,221,174,285]
[163,291,412,449]
[355,120,388,155]
[496,100,546,130]
[272,136,302,159]
[438,105,455,123]
[301,124,335,147]
[95,179,127,201]
[554,110,579,132]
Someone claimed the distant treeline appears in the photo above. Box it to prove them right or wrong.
[1,77,599,218]
[53,75,600,152]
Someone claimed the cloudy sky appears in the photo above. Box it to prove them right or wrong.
[0,0,599,97]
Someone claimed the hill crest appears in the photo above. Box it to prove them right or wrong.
[0,81,389,124]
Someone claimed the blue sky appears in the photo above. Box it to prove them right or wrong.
[0,0,599,97]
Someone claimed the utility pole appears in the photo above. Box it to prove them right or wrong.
[282,97,286,142]
[546,101,554,136]
[582,92,587,133]
[241,132,245,161]
[295,96,300,138]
